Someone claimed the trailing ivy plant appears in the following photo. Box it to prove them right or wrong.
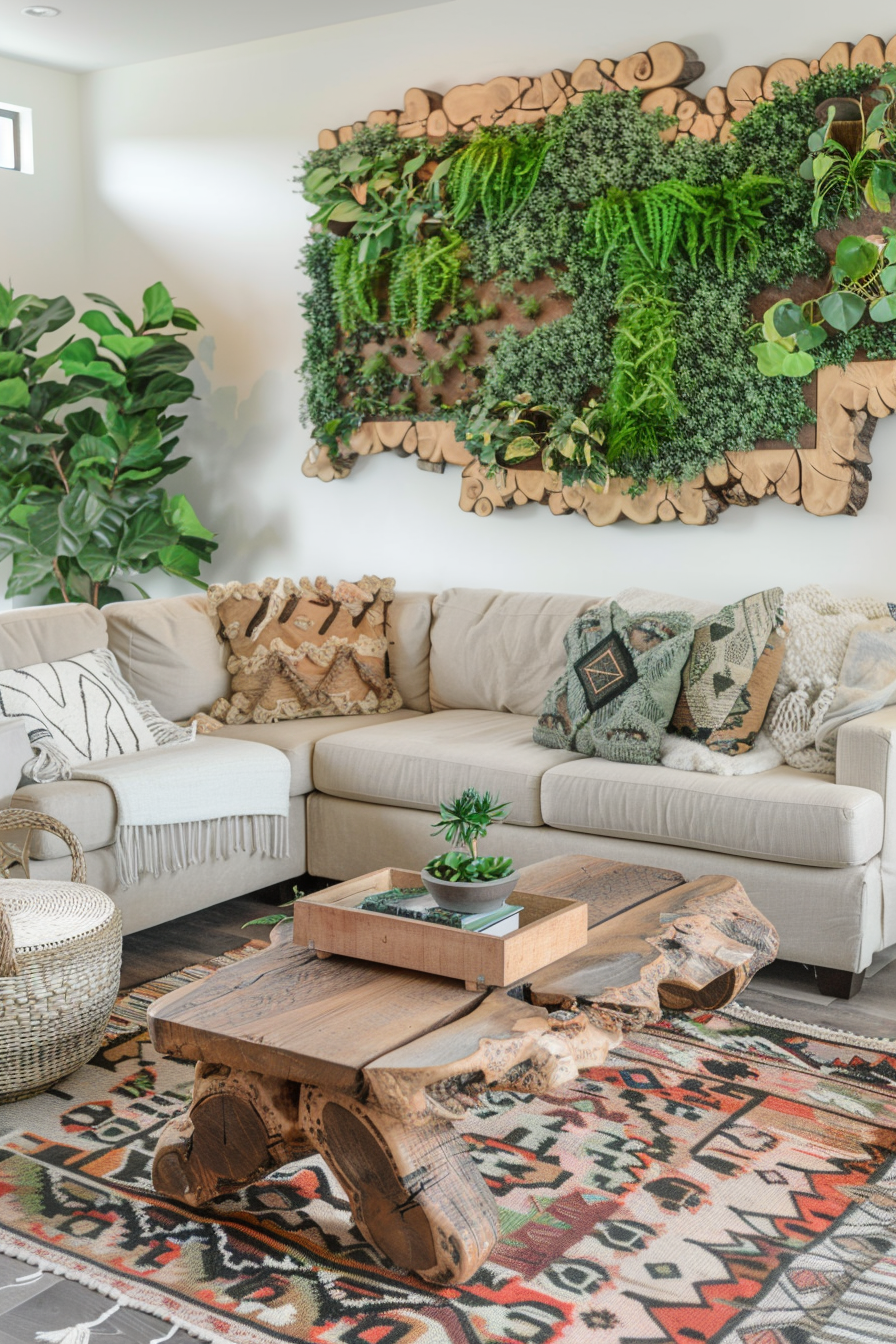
[0,282,215,606]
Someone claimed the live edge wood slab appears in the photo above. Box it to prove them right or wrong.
[148,856,778,1285]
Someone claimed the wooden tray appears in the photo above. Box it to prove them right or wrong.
[292,867,589,989]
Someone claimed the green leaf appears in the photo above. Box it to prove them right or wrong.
[83,292,136,334]
[77,542,116,582]
[164,492,215,540]
[781,350,816,377]
[101,334,155,361]
[835,235,879,281]
[762,304,794,346]
[327,199,365,223]
[0,352,26,377]
[0,378,30,409]
[6,549,55,598]
[12,296,75,351]
[502,435,539,462]
[158,541,202,578]
[771,301,808,337]
[812,152,836,181]
[171,307,200,331]
[795,324,827,351]
[881,264,896,293]
[71,433,118,466]
[752,340,788,376]
[81,309,123,338]
[118,508,178,562]
[818,289,867,332]
[869,293,896,322]
[142,282,174,328]
[126,371,194,411]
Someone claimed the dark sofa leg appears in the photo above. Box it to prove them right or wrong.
[815,967,866,999]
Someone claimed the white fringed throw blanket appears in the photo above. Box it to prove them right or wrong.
[73,737,290,887]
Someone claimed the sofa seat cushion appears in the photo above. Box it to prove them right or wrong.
[11,780,117,858]
[312,710,582,826]
[213,709,423,796]
[540,759,883,868]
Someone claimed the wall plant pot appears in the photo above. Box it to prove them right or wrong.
[422,869,519,915]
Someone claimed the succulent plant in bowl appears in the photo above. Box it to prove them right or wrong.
[422,789,517,915]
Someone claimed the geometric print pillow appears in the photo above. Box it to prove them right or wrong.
[534,601,695,765]
[669,588,786,756]
[0,647,194,784]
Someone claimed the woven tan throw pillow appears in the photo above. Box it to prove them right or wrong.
[207,575,402,724]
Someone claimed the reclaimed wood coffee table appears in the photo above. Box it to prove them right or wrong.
[148,856,777,1285]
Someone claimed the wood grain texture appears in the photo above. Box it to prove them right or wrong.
[301,1086,499,1283]
[526,874,779,1030]
[292,865,589,987]
[147,940,484,1093]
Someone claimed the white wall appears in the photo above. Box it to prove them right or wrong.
[27,5,896,604]
[0,54,85,603]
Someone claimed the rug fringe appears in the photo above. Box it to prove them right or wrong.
[725,1000,896,1049]
[0,1239,228,1344]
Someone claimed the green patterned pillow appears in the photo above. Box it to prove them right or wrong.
[534,602,695,764]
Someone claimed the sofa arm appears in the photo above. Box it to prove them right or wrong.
[836,705,896,800]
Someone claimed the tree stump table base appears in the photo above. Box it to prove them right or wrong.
[149,857,778,1284]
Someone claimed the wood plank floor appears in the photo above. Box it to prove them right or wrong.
[3,875,894,1342]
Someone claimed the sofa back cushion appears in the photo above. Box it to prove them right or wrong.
[0,603,107,670]
[105,593,230,722]
[388,592,434,713]
[430,588,604,716]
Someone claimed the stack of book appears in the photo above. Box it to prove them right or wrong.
[359,886,522,936]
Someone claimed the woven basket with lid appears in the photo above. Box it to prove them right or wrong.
[0,809,122,1104]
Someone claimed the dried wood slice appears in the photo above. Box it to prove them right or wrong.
[571,59,607,92]
[318,129,339,150]
[375,420,414,450]
[300,1087,499,1285]
[367,109,398,128]
[495,109,519,126]
[397,120,426,139]
[517,107,548,122]
[676,99,698,121]
[820,41,852,71]
[647,41,704,87]
[690,112,719,141]
[704,84,729,115]
[851,34,886,67]
[719,120,736,145]
[614,50,653,90]
[521,77,545,108]
[337,125,354,143]
[352,121,365,134]
[762,59,811,99]
[548,91,568,116]
[427,107,449,138]
[400,87,436,123]
[727,65,766,120]
[540,70,563,106]
[443,83,486,125]
[887,37,896,66]
[599,58,616,77]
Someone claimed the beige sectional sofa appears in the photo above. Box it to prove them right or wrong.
[2,587,893,998]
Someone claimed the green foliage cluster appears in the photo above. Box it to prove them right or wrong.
[604,252,681,467]
[586,172,778,277]
[299,65,896,490]
[0,282,215,606]
[389,229,466,332]
[425,787,514,883]
[447,128,549,222]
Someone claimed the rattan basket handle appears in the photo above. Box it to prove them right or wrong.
[0,807,87,882]
[0,808,88,977]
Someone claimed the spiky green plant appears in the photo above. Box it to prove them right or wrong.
[332,236,385,332]
[604,252,681,465]
[447,129,549,223]
[388,230,465,332]
[586,172,778,278]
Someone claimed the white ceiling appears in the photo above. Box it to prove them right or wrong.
[0,0,450,72]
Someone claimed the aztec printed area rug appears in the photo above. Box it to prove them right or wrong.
[1,947,895,1344]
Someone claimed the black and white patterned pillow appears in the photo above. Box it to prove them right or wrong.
[0,647,194,783]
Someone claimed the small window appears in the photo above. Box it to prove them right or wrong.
[0,104,34,174]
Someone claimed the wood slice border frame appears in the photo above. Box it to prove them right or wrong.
[307,35,896,525]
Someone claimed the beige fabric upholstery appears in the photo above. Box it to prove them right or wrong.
[105,593,230,721]
[837,704,896,945]
[312,709,581,826]
[306,793,882,973]
[541,759,883,868]
[429,588,603,715]
[214,708,422,796]
[24,797,306,936]
[11,779,117,856]
[0,602,107,670]
[388,592,434,713]
[0,720,31,797]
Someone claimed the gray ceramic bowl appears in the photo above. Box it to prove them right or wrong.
[421,869,519,916]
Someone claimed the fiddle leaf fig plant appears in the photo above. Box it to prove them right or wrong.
[425,788,513,883]
[0,282,215,606]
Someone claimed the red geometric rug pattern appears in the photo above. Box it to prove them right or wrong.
[0,946,894,1344]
